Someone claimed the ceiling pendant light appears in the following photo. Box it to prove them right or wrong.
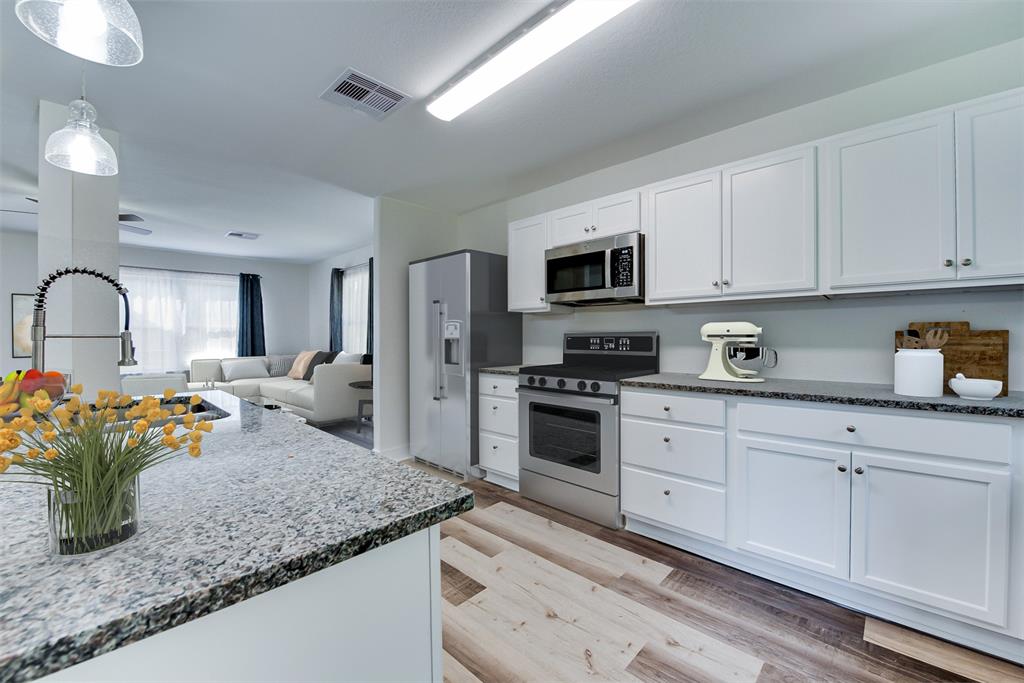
[15,0,144,67]
[45,97,118,176]
[427,0,640,122]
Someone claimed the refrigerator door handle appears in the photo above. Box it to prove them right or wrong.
[432,300,443,400]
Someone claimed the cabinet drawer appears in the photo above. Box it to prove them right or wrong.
[621,467,726,541]
[621,391,725,427]
[479,374,518,399]
[479,433,518,478]
[621,418,726,484]
[479,396,518,437]
[736,402,1011,464]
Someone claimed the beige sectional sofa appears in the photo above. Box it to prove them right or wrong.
[188,355,371,425]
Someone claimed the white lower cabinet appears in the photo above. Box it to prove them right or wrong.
[850,451,1011,626]
[621,466,726,542]
[478,373,519,490]
[734,437,851,579]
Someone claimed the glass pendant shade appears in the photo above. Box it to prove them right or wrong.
[45,99,118,176]
[15,0,143,67]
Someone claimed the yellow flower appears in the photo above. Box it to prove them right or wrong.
[43,448,58,461]
[189,394,202,406]
[119,394,133,407]
[33,389,49,401]
[39,419,55,432]
[182,413,196,428]
[2,432,23,450]
[188,430,202,443]
[126,437,139,448]
[195,420,213,433]
[188,443,201,458]
[53,407,71,422]
[146,408,162,421]
[173,404,186,415]
[41,431,57,443]
[163,388,176,400]
[18,406,33,418]
[162,422,176,436]
[133,420,150,435]
[26,447,41,460]
[69,383,83,395]
[11,454,24,464]
[32,397,53,413]
[161,434,180,450]
[66,396,81,412]
[0,456,9,473]
[8,417,25,431]
[21,418,38,434]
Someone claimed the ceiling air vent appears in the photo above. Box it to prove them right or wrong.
[320,68,409,121]
[225,231,259,240]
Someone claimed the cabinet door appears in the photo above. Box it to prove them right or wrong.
[734,437,851,578]
[592,190,640,240]
[549,202,594,248]
[850,451,1010,626]
[507,216,551,312]
[826,113,956,288]
[645,172,722,302]
[955,93,1024,280]
[723,147,817,295]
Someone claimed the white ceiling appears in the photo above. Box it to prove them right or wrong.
[2,0,1021,262]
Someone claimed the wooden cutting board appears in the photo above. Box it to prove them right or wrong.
[895,321,1009,397]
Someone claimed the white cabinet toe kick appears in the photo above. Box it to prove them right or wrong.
[619,387,1024,664]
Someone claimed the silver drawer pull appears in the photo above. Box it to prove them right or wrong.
[492,405,498,410]
[492,445,498,450]
[663,489,671,496]
[846,425,856,433]
[492,385,498,389]
[663,436,671,443]
[663,406,671,412]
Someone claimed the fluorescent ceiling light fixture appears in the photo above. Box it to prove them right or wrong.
[15,0,144,66]
[427,0,639,121]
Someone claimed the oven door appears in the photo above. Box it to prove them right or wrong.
[545,232,642,304]
[518,387,619,496]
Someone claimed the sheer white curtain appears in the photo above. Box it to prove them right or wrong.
[342,264,369,354]
[120,267,239,373]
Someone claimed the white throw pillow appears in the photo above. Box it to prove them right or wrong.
[331,352,363,365]
[221,357,270,382]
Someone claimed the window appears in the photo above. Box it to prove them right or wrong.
[330,264,370,354]
[120,267,238,373]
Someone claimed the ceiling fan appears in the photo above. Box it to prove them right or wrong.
[1,197,153,235]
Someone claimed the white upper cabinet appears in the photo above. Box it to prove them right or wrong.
[850,451,1010,626]
[550,190,639,248]
[722,147,817,296]
[955,92,1024,280]
[825,112,957,288]
[645,171,723,302]
[507,215,550,312]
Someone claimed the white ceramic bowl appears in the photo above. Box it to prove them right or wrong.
[948,373,1003,401]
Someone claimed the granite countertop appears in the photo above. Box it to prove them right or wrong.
[479,365,523,376]
[621,373,1024,418]
[0,391,473,683]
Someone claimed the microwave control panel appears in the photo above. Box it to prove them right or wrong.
[611,246,634,287]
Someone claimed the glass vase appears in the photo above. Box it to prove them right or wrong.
[47,477,141,555]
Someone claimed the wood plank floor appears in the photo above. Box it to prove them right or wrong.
[440,479,1024,683]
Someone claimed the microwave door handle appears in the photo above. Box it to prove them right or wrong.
[432,300,442,401]
[605,248,613,290]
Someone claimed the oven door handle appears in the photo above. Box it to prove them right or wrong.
[516,387,617,406]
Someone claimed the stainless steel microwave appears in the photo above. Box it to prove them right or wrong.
[544,232,644,305]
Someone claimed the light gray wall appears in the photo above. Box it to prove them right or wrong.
[307,244,373,351]
[455,38,1024,390]
[372,197,458,460]
[0,232,313,373]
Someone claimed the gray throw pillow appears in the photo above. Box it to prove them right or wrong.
[221,357,270,382]
[267,354,298,377]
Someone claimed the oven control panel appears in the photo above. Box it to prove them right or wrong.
[565,333,656,354]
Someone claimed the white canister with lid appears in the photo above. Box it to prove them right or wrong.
[894,348,944,397]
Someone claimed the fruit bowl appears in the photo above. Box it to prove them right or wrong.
[948,373,1003,401]
[0,369,66,420]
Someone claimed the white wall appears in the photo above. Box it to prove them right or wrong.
[454,38,1024,390]
[307,244,373,351]
[1,231,313,373]
[372,197,458,460]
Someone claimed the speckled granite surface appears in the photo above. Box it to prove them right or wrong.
[479,365,523,376]
[0,391,472,683]
[621,373,1024,418]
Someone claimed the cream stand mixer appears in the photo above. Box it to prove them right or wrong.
[698,322,777,382]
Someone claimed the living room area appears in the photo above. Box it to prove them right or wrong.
[0,225,377,448]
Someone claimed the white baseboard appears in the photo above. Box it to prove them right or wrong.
[373,444,409,462]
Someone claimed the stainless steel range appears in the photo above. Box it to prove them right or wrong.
[518,332,659,528]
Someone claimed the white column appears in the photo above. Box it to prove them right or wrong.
[37,99,121,397]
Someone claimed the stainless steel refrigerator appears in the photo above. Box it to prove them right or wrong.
[409,250,522,476]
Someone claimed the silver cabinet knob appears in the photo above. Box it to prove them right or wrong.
[837,464,848,472]
[663,436,671,443]
[539,296,545,302]
[722,279,730,286]
[663,405,671,412]
[854,467,864,475]
[961,258,973,266]
[663,489,671,496]
[584,226,590,233]
[492,445,498,449]
[491,405,498,410]
[712,281,719,287]
[591,225,597,231]
[944,259,954,267]
[846,425,856,433]
[492,385,498,390]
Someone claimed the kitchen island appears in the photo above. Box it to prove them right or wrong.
[0,391,473,683]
